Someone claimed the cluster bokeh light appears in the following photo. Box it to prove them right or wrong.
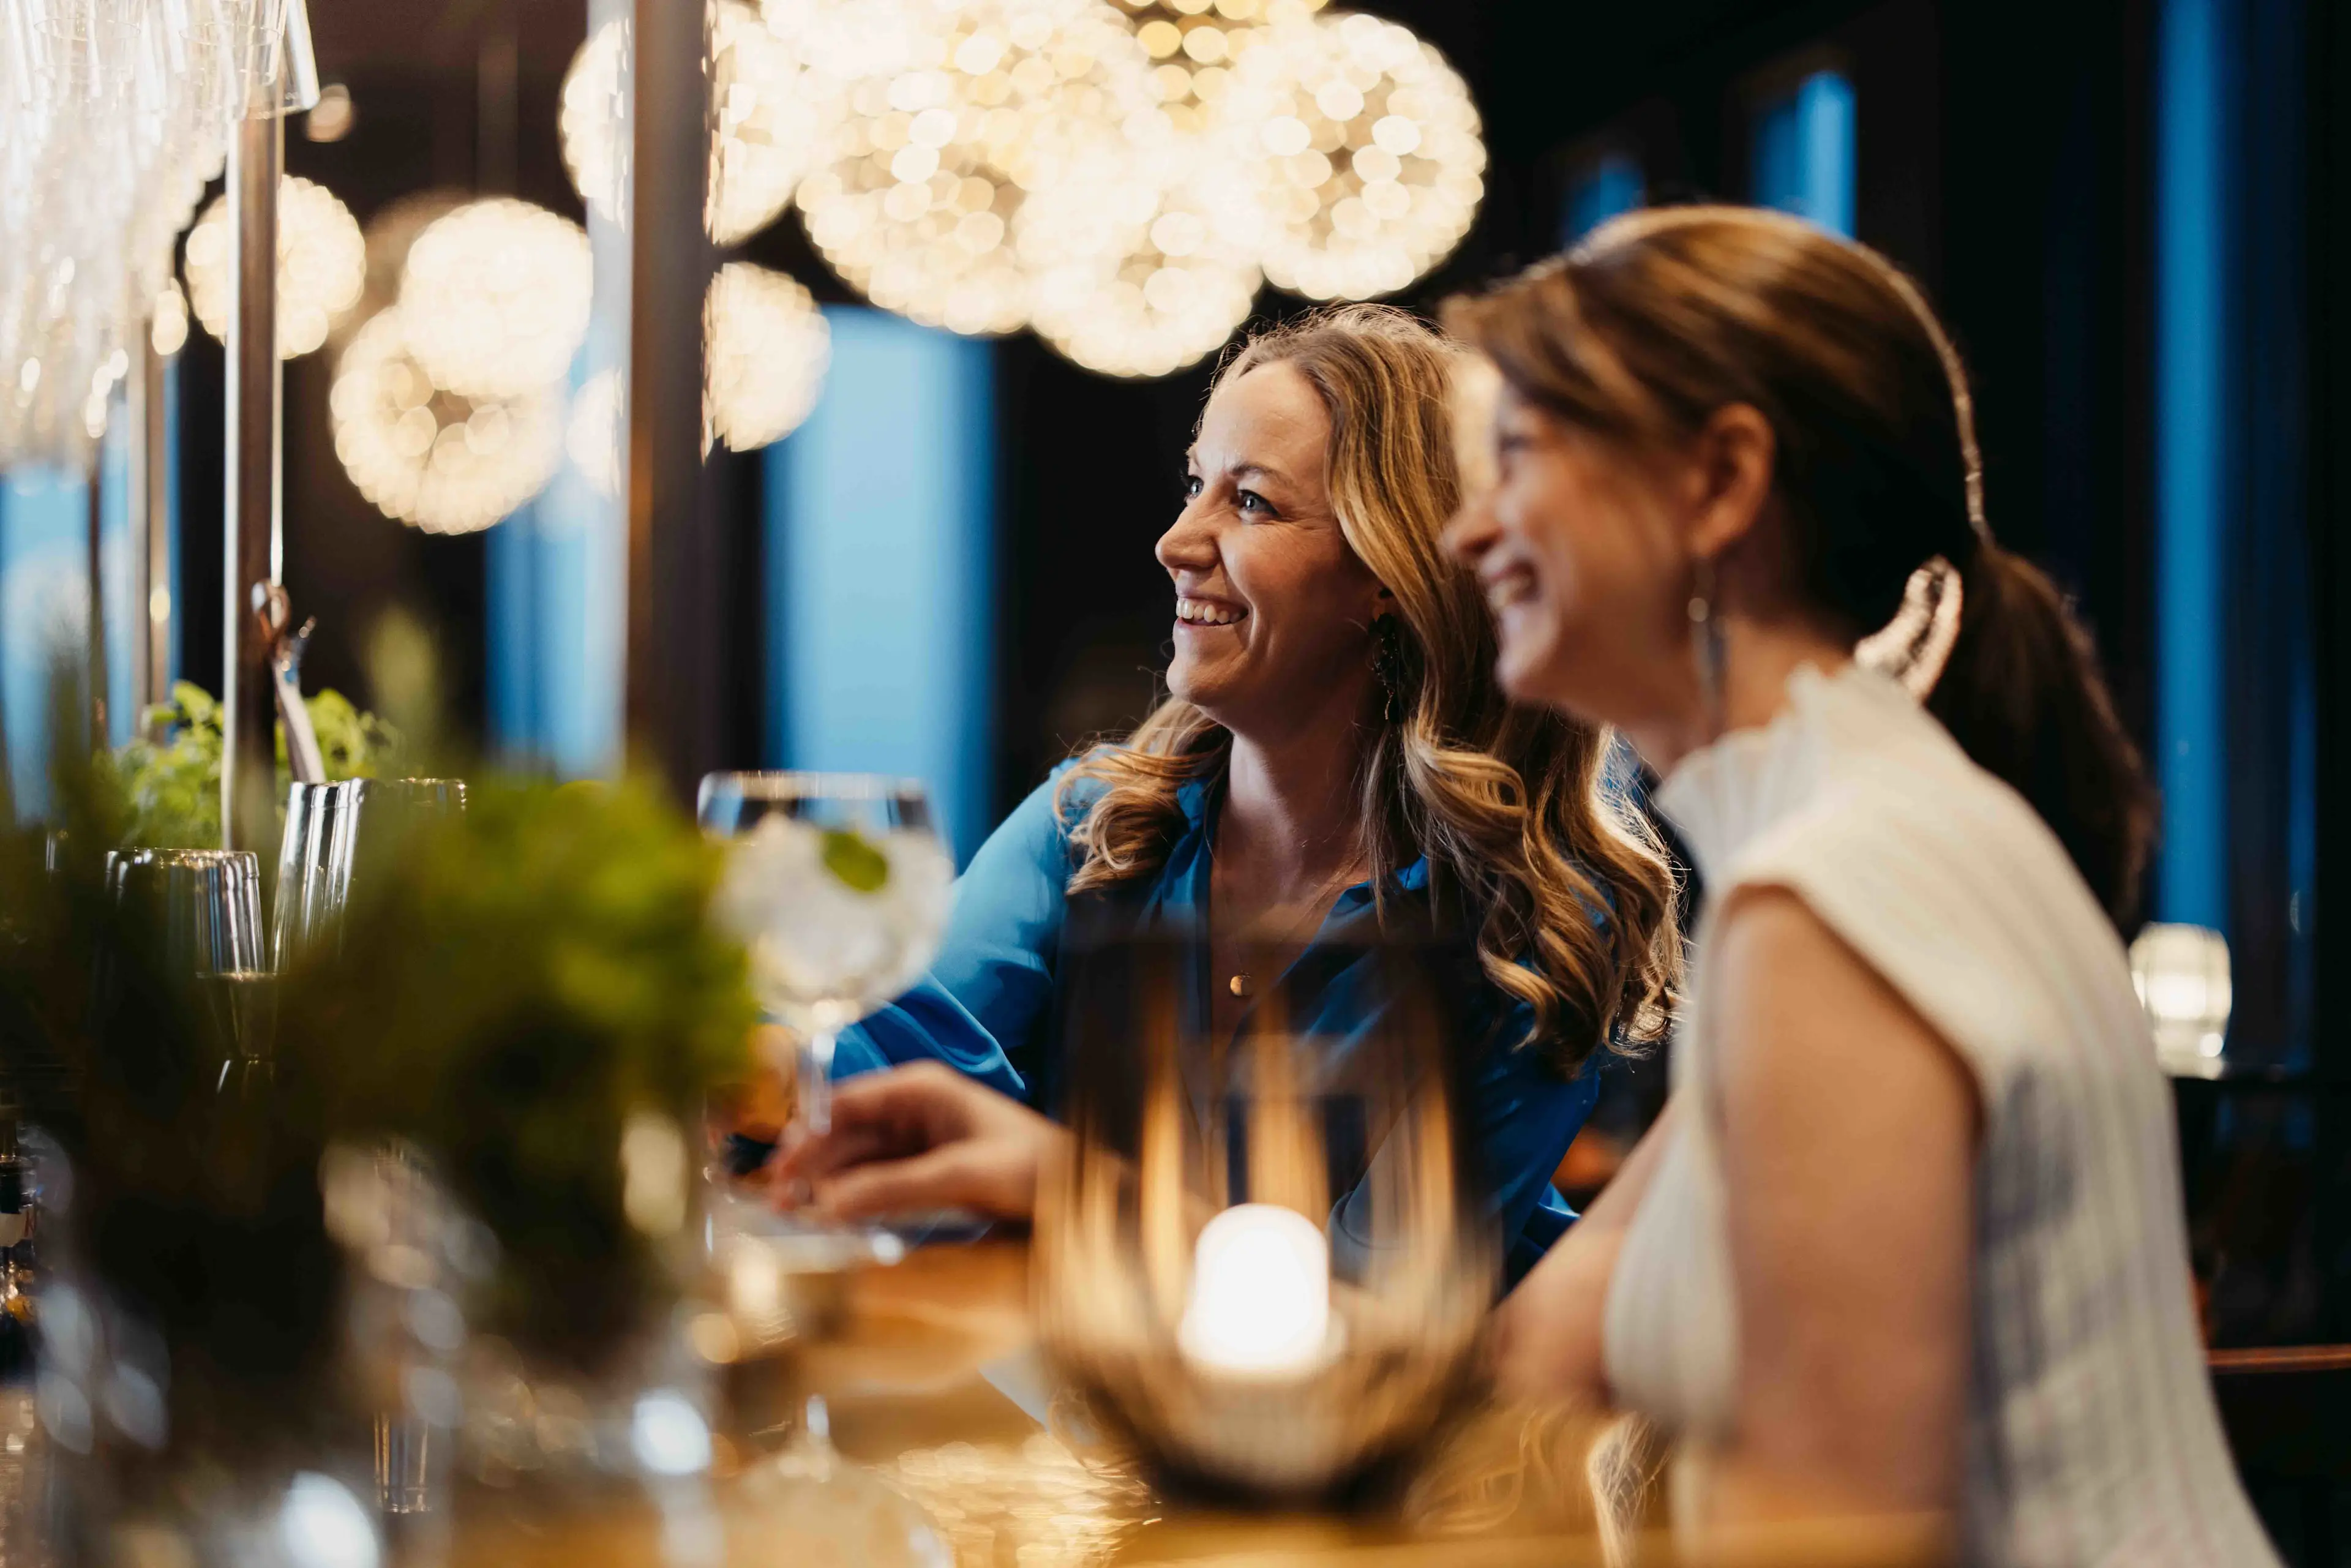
[705,261,831,452]
[329,307,563,536]
[183,175,367,359]
[786,0,1160,338]
[396,198,593,400]
[1215,9,1484,301]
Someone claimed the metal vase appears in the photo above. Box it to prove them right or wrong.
[273,779,467,972]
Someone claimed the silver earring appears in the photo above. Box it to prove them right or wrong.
[1689,558,1728,739]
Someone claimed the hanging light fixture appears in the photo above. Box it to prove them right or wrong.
[1110,0,1324,130]
[704,261,831,451]
[784,0,1161,338]
[396,198,593,400]
[711,0,849,244]
[1213,7,1483,302]
[1018,144,1264,378]
[1010,0,1283,377]
[561,4,841,246]
[183,174,368,359]
[329,307,563,536]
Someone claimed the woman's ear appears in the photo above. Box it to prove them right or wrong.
[1684,403,1777,562]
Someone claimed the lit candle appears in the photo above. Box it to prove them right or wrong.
[1176,1204,1337,1378]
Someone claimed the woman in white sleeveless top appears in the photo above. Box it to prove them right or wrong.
[1444,207,2278,1566]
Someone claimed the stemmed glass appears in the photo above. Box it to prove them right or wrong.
[695,773,960,1548]
[697,773,954,1142]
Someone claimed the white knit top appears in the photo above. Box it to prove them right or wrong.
[1602,662,2277,1567]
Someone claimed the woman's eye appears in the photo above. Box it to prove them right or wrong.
[1182,474,1203,500]
[1237,489,1272,517]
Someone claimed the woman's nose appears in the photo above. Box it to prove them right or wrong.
[1157,505,1218,576]
[1443,493,1500,566]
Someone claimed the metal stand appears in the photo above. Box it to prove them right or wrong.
[84,470,106,747]
[222,114,281,854]
[623,0,716,796]
[129,331,170,720]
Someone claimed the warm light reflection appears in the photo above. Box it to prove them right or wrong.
[705,261,831,452]
[329,307,563,536]
[875,1433,1149,1568]
[558,21,628,224]
[564,367,624,497]
[183,174,368,358]
[396,198,593,400]
[151,279,191,358]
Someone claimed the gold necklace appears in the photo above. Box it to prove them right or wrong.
[1221,861,1363,1000]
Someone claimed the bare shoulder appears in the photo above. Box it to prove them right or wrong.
[1706,885,1982,1131]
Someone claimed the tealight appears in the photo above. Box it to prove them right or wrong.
[1176,1203,1338,1378]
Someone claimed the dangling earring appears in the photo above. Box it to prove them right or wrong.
[1688,557,1728,740]
[1371,615,1406,726]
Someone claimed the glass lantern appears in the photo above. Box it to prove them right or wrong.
[1033,919,1495,1500]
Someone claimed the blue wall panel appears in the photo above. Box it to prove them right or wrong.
[1752,70,1858,236]
[767,308,994,865]
[2153,0,2228,929]
[484,362,625,781]
[1560,152,1644,247]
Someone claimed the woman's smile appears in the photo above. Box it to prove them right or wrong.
[1175,595,1249,629]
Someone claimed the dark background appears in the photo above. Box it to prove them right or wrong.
[165,3,2351,1553]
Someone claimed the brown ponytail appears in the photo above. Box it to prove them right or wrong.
[1448,206,2157,928]
[1929,544,2158,928]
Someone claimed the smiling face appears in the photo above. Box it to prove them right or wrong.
[1445,383,1695,732]
[1158,362,1387,740]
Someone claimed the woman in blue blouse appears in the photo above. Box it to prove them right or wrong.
[771,304,1680,1281]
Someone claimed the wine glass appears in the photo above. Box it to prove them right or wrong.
[697,773,953,1141]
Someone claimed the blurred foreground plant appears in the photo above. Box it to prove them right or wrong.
[1,681,345,1466]
[281,775,757,1370]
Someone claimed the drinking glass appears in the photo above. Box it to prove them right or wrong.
[274,777,468,970]
[697,773,953,1139]
[103,848,274,1070]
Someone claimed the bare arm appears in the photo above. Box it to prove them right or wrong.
[1490,1093,1684,1404]
[1704,887,1978,1522]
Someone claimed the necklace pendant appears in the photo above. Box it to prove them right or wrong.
[1228,973,1251,999]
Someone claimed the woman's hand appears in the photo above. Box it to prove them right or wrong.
[770,1061,1064,1222]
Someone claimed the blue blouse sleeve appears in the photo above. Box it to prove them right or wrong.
[828,770,1079,1102]
[1474,1013,1603,1287]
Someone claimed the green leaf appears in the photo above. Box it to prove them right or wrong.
[820,827,890,893]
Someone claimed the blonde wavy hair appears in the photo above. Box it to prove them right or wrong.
[1054,304,1680,1070]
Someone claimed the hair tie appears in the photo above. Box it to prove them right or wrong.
[1856,557,1965,699]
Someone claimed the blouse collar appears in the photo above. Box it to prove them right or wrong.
[1651,660,1914,888]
